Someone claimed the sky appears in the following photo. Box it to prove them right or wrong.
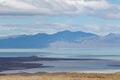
[0,0,119,37]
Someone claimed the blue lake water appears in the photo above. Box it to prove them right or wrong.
[1,48,120,73]
[0,48,120,59]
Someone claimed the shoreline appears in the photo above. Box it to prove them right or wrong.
[0,72,115,76]
[1,69,120,75]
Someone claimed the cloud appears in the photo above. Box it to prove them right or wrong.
[90,3,120,19]
[0,0,119,19]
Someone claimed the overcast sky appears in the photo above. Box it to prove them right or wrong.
[0,0,120,37]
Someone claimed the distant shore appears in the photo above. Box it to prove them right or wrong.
[0,72,120,80]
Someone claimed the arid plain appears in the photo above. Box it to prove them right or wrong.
[0,73,120,80]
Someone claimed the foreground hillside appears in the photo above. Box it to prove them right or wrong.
[0,73,120,80]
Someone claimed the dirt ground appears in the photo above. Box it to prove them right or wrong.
[0,72,120,80]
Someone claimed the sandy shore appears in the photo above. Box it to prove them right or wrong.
[0,72,120,80]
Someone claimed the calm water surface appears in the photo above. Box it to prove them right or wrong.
[0,48,120,59]
[1,48,120,74]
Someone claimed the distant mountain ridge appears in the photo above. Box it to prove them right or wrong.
[0,30,119,48]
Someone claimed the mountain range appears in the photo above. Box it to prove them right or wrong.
[0,30,120,48]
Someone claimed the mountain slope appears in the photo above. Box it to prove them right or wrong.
[0,30,97,48]
[0,30,119,48]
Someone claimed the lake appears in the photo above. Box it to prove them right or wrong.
[1,48,120,74]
